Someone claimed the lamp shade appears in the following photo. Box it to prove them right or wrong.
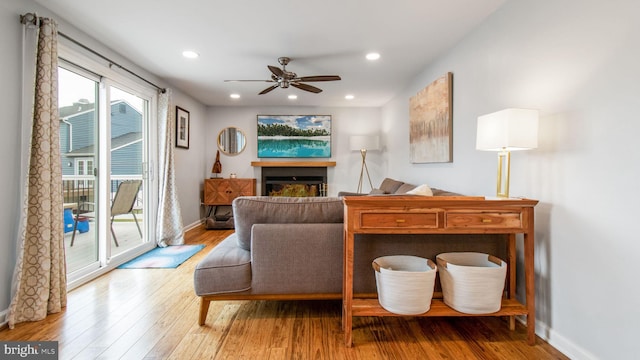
[476,109,538,151]
[350,135,380,151]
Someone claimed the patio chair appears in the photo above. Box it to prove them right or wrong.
[70,180,143,247]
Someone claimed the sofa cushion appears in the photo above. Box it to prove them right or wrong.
[194,234,251,295]
[406,184,434,196]
[250,223,343,294]
[378,178,404,194]
[369,188,386,195]
[233,196,344,251]
[394,183,417,194]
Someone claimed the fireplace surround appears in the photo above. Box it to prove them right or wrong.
[261,167,327,197]
[251,161,336,197]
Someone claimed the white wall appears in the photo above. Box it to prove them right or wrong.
[207,106,383,197]
[172,91,208,228]
[382,0,640,358]
[0,0,207,321]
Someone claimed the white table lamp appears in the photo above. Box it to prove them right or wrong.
[476,109,538,198]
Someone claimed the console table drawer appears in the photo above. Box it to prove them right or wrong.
[446,212,522,229]
[360,211,438,229]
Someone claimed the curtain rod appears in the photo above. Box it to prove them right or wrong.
[20,12,166,94]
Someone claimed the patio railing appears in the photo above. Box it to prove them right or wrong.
[62,176,143,214]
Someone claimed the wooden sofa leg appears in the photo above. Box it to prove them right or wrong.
[199,298,210,326]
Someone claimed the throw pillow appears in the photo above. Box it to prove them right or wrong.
[406,184,434,196]
[395,183,417,194]
[379,178,404,194]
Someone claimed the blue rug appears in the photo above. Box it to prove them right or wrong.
[117,244,205,269]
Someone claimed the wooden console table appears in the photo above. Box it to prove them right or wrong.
[342,196,538,346]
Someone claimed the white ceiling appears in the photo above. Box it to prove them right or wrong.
[36,0,507,107]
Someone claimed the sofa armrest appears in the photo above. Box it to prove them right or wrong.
[250,223,343,294]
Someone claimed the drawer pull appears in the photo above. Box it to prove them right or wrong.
[395,219,406,223]
[482,219,492,223]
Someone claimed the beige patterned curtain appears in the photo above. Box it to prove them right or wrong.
[8,16,66,328]
[156,89,185,247]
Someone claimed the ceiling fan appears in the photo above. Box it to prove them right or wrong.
[225,57,341,95]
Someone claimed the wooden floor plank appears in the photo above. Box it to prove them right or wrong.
[189,302,241,360]
[0,225,569,360]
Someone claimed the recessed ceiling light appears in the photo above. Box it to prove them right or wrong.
[230,93,240,99]
[182,50,199,59]
[366,52,380,61]
[288,94,298,100]
[345,94,355,100]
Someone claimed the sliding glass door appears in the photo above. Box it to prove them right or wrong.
[59,62,155,284]
[59,66,99,274]
[108,85,147,257]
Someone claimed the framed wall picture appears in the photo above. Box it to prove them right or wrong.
[409,72,453,163]
[257,115,331,158]
[176,106,190,149]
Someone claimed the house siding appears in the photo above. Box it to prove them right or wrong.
[60,101,142,177]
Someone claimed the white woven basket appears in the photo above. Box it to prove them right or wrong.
[372,255,437,315]
[436,252,507,314]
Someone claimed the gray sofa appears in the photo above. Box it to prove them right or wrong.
[194,181,507,325]
[338,177,461,197]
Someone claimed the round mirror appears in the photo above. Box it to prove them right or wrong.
[217,127,246,155]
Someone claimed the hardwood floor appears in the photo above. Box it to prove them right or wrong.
[0,225,568,359]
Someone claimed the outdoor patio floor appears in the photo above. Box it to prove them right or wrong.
[63,218,146,273]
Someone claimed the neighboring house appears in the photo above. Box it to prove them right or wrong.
[59,99,143,188]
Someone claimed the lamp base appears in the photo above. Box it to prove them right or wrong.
[356,149,373,193]
[496,150,510,198]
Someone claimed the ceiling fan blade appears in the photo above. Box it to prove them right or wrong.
[268,65,284,77]
[258,84,279,95]
[224,79,274,82]
[297,75,341,82]
[291,82,323,93]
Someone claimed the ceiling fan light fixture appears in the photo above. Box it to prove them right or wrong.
[366,52,380,61]
[229,57,341,95]
[345,94,355,100]
[230,93,240,99]
[288,94,298,100]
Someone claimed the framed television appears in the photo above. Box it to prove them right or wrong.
[257,115,331,158]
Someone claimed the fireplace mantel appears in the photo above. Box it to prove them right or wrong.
[251,161,336,167]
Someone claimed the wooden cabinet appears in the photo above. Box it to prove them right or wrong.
[342,196,538,347]
[204,178,256,205]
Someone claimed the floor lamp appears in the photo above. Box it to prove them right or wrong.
[350,135,380,193]
[476,109,538,198]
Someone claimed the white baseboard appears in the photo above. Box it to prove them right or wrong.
[528,317,596,360]
[184,219,203,232]
[542,325,598,360]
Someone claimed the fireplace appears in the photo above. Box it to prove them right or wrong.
[262,167,327,197]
